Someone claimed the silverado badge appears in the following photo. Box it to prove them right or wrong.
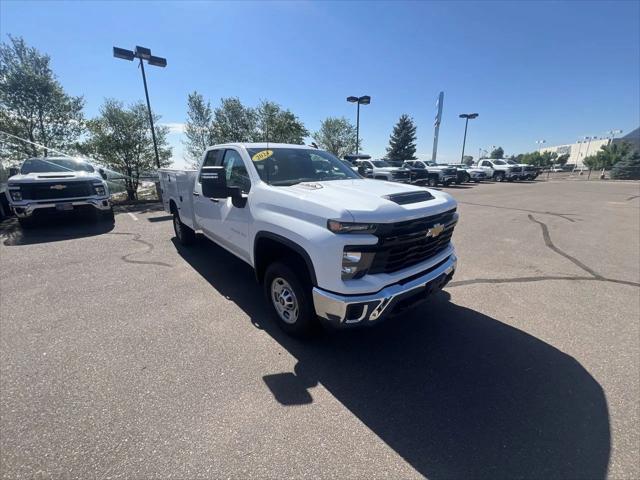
[427,223,444,238]
[50,184,67,190]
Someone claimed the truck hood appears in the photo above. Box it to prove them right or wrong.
[8,171,103,184]
[284,179,456,223]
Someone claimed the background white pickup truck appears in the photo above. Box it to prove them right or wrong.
[6,157,113,228]
[160,143,458,336]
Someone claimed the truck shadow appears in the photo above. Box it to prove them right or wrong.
[0,215,114,246]
[174,235,611,480]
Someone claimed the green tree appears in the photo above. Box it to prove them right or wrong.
[594,142,631,169]
[490,146,504,159]
[211,97,256,144]
[0,35,84,164]
[610,148,640,180]
[312,117,359,158]
[81,99,172,200]
[183,91,214,166]
[386,114,417,161]
[583,155,598,170]
[556,153,570,166]
[254,100,308,144]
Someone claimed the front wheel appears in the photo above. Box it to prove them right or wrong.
[264,262,317,337]
[494,172,505,182]
[427,177,438,188]
[173,211,196,246]
[18,217,34,229]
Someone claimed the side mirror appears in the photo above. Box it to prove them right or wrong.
[98,168,107,180]
[228,186,247,208]
[8,167,19,177]
[201,166,228,198]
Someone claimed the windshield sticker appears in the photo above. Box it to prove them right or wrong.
[252,150,273,162]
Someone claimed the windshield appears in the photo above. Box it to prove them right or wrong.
[21,158,95,174]
[372,160,391,167]
[247,147,360,186]
[493,160,507,165]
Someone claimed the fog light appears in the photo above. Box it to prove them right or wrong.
[341,250,374,280]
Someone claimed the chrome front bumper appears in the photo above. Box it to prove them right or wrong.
[11,197,111,218]
[312,253,457,327]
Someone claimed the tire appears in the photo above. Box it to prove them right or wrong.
[427,177,438,188]
[173,210,196,246]
[264,262,317,337]
[18,217,34,229]
[463,173,471,183]
[101,207,115,223]
[494,172,505,182]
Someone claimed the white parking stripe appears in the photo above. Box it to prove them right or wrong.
[127,212,138,221]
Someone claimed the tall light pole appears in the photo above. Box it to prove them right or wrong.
[535,139,546,152]
[458,113,479,162]
[113,46,167,168]
[346,95,371,154]
[606,129,623,145]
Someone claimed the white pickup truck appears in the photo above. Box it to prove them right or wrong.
[475,159,523,182]
[160,143,458,336]
[5,157,113,228]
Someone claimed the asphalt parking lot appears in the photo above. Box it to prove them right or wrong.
[1,179,639,479]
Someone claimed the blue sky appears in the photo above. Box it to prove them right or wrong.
[2,0,639,166]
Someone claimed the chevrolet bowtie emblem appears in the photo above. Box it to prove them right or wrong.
[50,184,67,190]
[427,223,444,238]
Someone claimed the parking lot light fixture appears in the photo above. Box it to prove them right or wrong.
[347,95,371,154]
[113,45,167,169]
[458,113,479,163]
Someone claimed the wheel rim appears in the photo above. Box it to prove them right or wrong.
[173,214,182,239]
[271,277,299,324]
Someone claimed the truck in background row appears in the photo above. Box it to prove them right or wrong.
[160,143,458,337]
[5,157,114,228]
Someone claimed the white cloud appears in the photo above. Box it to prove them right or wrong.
[160,122,186,134]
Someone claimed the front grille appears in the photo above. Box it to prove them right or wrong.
[442,168,457,176]
[20,181,94,200]
[367,208,458,274]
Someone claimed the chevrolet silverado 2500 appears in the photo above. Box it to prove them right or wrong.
[6,157,113,228]
[160,143,458,336]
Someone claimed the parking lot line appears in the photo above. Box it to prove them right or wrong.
[127,212,138,221]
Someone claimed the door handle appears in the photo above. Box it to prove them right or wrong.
[192,192,200,196]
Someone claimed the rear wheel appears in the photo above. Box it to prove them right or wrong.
[494,172,505,182]
[427,177,438,188]
[463,173,471,183]
[173,211,196,245]
[264,262,317,337]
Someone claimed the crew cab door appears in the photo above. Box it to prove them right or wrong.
[478,160,495,175]
[193,149,223,232]
[196,147,252,261]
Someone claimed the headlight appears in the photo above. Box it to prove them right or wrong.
[328,220,378,234]
[342,250,375,280]
[9,189,22,201]
[94,184,106,196]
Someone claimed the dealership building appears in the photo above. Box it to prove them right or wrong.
[538,128,639,167]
